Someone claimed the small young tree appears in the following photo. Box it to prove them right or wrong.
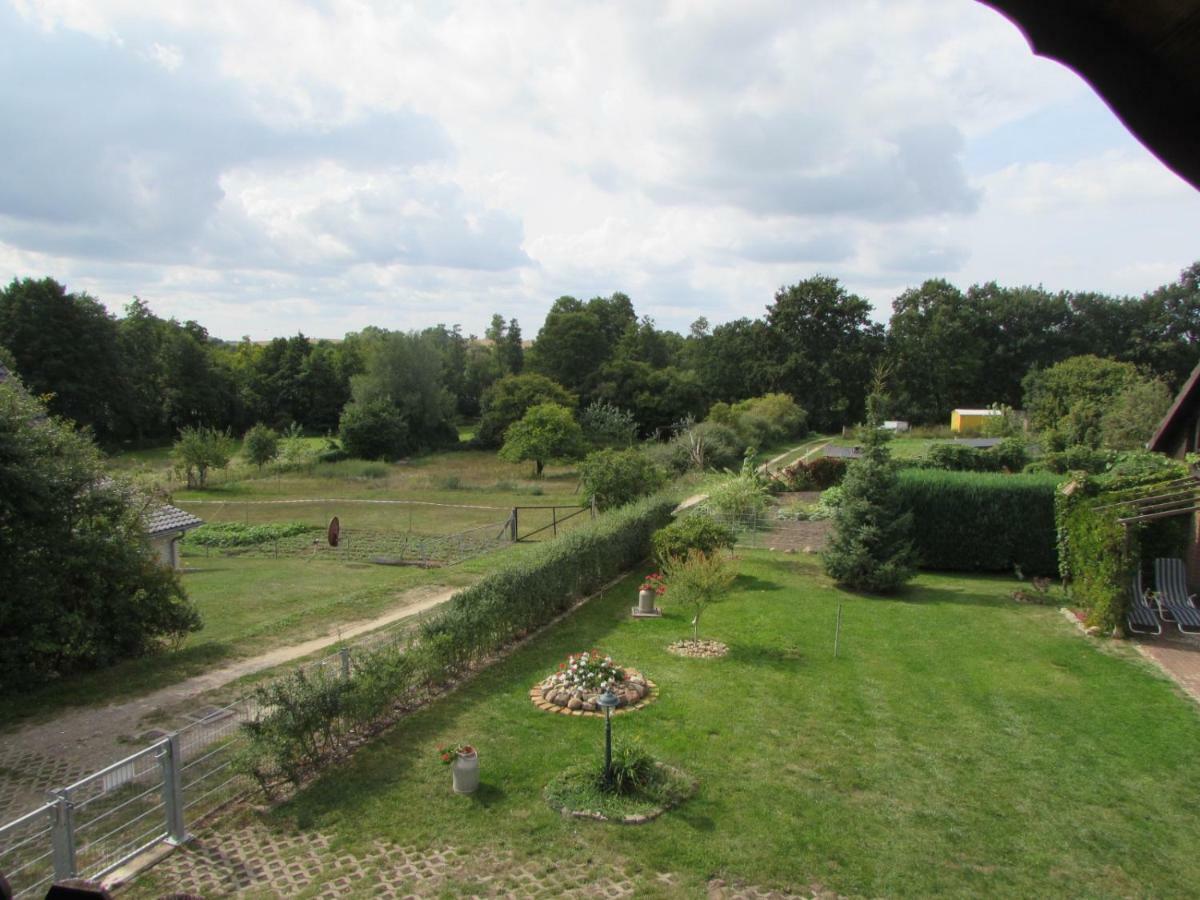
[172,425,237,489]
[578,447,666,509]
[498,402,585,476]
[579,400,638,447]
[821,380,916,593]
[652,516,736,565]
[662,549,737,643]
[243,423,280,470]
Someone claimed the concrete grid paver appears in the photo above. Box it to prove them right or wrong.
[119,816,821,899]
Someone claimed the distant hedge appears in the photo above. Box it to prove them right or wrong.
[896,470,1064,575]
[418,492,679,672]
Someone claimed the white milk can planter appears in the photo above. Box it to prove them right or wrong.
[452,746,479,794]
[638,589,656,613]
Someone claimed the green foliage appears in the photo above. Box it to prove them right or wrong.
[703,468,770,519]
[579,400,638,448]
[822,422,916,593]
[418,493,678,675]
[1023,445,1115,475]
[184,521,319,548]
[925,438,1029,473]
[1022,355,1145,449]
[171,425,236,488]
[772,455,848,491]
[895,470,1062,574]
[578,447,667,509]
[604,740,659,796]
[243,423,280,470]
[667,420,744,472]
[477,373,577,447]
[497,402,586,476]
[0,381,201,689]
[652,515,736,565]
[1100,378,1174,450]
[661,548,737,641]
[708,393,808,447]
[338,397,409,461]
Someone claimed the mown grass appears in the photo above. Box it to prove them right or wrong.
[182,552,1200,899]
[0,558,481,729]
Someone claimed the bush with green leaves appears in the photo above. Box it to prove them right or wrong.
[243,423,280,470]
[1,378,201,689]
[895,469,1063,574]
[579,400,638,448]
[669,420,745,472]
[172,424,237,488]
[926,438,1029,473]
[578,447,667,509]
[822,425,916,593]
[708,393,808,447]
[703,467,770,520]
[476,373,576,447]
[339,397,410,461]
[1023,445,1114,475]
[605,739,659,795]
[652,515,736,564]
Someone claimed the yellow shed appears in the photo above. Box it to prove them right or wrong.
[950,408,1001,433]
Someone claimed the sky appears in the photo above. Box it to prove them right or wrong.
[1,0,1198,341]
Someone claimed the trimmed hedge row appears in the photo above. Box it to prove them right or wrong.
[895,470,1064,575]
[418,493,678,672]
[240,491,679,793]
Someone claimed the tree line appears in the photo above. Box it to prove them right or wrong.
[1,263,1197,447]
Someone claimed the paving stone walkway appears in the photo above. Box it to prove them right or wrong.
[1133,629,1200,704]
[117,816,822,899]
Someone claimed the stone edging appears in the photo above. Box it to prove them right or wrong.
[546,765,697,825]
[528,673,659,717]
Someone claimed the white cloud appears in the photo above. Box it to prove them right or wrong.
[1,0,1198,339]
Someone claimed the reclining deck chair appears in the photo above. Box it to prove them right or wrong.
[1126,571,1162,636]
[1152,558,1200,635]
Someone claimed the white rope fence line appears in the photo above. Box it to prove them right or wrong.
[177,498,506,511]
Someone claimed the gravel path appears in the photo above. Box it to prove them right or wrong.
[0,584,458,821]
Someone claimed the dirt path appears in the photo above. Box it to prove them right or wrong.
[0,584,459,820]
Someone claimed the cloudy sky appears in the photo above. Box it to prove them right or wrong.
[2,0,1198,340]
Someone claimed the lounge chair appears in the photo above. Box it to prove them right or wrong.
[1126,572,1162,636]
[1152,558,1200,635]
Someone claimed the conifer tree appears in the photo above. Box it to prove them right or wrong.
[821,373,916,592]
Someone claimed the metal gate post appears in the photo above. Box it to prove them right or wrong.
[50,790,77,880]
[159,734,190,845]
[510,508,518,542]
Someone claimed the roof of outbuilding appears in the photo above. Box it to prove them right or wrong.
[144,503,204,537]
[1148,360,1200,452]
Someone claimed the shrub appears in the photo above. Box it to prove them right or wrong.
[578,447,667,509]
[895,470,1063,575]
[339,398,410,461]
[1024,445,1114,475]
[243,423,280,470]
[671,421,744,472]
[172,425,236,488]
[652,515,736,564]
[709,393,808,446]
[579,400,638,448]
[605,739,659,796]
[822,426,916,593]
[704,469,771,519]
[926,438,1029,473]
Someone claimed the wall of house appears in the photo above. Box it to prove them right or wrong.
[149,534,180,569]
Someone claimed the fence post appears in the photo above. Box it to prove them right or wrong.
[50,791,77,880]
[590,497,597,520]
[510,508,518,542]
[159,734,190,846]
[340,647,352,679]
[552,507,558,537]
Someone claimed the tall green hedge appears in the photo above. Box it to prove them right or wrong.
[895,470,1064,575]
[420,493,678,671]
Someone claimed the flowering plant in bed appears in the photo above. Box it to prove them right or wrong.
[551,649,624,692]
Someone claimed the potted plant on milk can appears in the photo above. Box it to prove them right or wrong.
[439,742,479,794]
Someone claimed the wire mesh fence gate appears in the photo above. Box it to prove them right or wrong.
[0,621,413,897]
[508,502,595,542]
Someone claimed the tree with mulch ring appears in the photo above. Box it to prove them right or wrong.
[544,740,696,824]
[660,549,736,657]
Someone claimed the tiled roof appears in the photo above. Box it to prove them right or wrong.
[144,503,204,536]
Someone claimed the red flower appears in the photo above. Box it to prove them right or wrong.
[441,753,451,763]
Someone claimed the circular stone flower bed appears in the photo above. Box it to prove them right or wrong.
[666,639,729,658]
[544,763,697,824]
[530,650,657,716]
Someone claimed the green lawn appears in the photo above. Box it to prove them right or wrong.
[202,552,1200,898]
[0,557,482,729]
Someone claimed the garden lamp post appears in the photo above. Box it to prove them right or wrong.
[597,688,619,786]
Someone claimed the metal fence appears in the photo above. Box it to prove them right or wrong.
[0,621,413,897]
